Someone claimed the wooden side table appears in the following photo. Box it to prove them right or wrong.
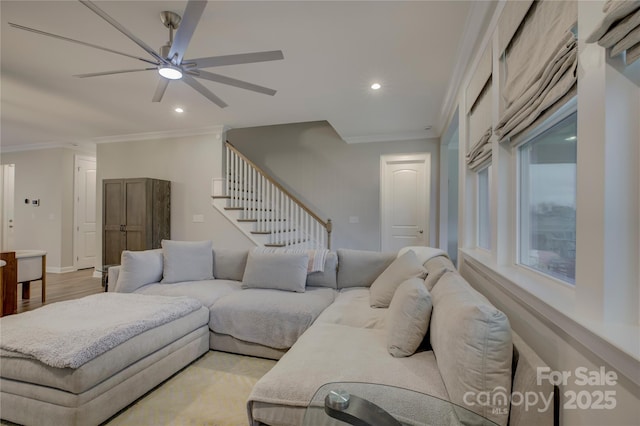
[0,252,18,316]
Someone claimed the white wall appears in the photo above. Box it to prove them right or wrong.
[96,130,254,268]
[0,148,77,271]
[228,121,440,250]
[451,1,640,424]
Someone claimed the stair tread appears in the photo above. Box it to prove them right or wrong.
[265,240,308,247]
[211,195,231,199]
[251,229,296,235]
[224,207,273,211]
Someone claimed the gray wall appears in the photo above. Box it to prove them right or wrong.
[228,121,440,250]
[96,133,254,268]
[0,148,76,270]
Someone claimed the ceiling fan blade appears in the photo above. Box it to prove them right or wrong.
[182,75,227,108]
[152,78,170,102]
[74,68,156,78]
[78,0,167,64]
[9,23,159,66]
[195,71,276,96]
[168,0,207,65]
[189,50,284,69]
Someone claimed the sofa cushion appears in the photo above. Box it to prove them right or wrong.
[430,271,512,426]
[135,279,242,308]
[209,287,336,350]
[369,250,426,308]
[161,240,214,284]
[306,251,338,289]
[114,249,163,293]
[213,248,248,281]
[248,322,449,426]
[315,288,387,329]
[386,277,432,357]
[424,255,456,291]
[337,249,396,289]
[242,250,309,293]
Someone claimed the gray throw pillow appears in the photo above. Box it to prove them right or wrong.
[306,251,338,289]
[242,250,309,292]
[213,248,249,281]
[386,277,433,357]
[114,249,163,293]
[369,250,427,308]
[161,240,214,284]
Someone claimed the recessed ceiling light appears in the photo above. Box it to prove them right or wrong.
[565,136,576,141]
[174,107,184,113]
[371,83,381,90]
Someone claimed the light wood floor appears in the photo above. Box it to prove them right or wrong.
[16,268,104,313]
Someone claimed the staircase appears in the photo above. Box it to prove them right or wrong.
[212,142,332,249]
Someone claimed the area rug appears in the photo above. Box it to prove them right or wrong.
[105,351,276,426]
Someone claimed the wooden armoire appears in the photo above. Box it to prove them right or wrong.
[102,178,171,266]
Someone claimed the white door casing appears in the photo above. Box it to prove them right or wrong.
[1,164,16,251]
[380,153,430,252]
[74,156,97,269]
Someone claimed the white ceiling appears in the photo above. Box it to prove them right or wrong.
[1,1,493,151]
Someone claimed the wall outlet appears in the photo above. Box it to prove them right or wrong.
[192,214,204,223]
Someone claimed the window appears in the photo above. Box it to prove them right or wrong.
[478,166,491,250]
[519,113,577,284]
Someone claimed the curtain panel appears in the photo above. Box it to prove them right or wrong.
[587,0,640,65]
[496,0,578,144]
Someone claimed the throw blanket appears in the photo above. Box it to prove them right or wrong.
[253,247,329,273]
[0,293,202,369]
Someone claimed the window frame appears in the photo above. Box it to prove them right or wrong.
[477,164,492,251]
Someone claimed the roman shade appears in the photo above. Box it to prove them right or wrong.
[496,0,578,144]
[587,0,640,65]
[497,0,534,56]
[466,45,493,172]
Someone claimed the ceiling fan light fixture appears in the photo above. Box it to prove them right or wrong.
[158,65,183,80]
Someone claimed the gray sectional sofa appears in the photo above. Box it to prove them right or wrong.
[0,242,556,426]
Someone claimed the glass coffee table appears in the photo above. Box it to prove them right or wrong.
[303,382,499,426]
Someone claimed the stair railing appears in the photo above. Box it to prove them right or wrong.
[226,141,332,249]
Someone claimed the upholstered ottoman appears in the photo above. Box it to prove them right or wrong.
[0,293,209,426]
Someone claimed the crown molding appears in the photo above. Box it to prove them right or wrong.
[0,141,96,154]
[91,125,228,144]
[437,0,500,137]
[342,130,437,144]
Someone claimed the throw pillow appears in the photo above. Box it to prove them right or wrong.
[242,250,309,292]
[424,255,456,291]
[161,240,214,284]
[386,277,433,357]
[369,250,427,308]
[114,249,163,293]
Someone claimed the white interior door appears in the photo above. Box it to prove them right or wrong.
[74,156,97,269]
[1,164,16,251]
[381,153,430,252]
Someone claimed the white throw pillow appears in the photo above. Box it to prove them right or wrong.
[114,249,163,293]
[369,250,426,308]
[242,250,308,292]
[161,240,214,284]
[386,277,433,357]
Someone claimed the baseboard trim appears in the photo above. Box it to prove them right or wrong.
[46,266,77,274]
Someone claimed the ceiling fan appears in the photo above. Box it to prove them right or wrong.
[9,0,284,108]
